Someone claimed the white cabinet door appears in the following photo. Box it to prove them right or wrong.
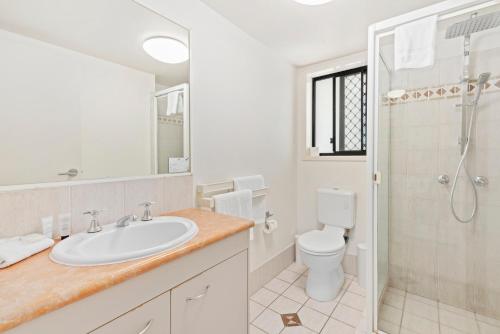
[171,251,248,334]
[90,291,170,334]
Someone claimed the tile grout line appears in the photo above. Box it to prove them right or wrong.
[397,290,407,334]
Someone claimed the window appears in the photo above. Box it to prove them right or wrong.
[312,66,367,156]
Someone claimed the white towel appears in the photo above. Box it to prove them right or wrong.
[394,15,438,71]
[213,190,253,220]
[0,234,54,269]
[166,91,180,116]
[234,175,266,223]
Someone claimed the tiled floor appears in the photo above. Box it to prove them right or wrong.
[378,287,500,334]
[249,262,366,334]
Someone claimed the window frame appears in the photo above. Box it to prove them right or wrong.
[311,65,367,156]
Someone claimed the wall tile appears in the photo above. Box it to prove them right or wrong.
[163,175,194,212]
[0,187,70,238]
[70,181,125,233]
[124,178,164,217]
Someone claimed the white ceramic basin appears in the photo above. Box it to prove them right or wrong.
[50,216,198,266]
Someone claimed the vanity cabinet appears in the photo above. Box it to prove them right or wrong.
[5,230,249,334]
[171,251,247,334]
[90,292,171,334]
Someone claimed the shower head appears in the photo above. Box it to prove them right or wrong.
[477,72,491,85]
[473,72,491,104]
[445,11,500,39]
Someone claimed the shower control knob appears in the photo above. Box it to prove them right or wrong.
[437,174,450,185]
[473,176,488,187]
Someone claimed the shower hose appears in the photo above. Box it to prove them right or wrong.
[449,100,478,223]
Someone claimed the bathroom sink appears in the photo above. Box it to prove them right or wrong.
[50,216,198,266]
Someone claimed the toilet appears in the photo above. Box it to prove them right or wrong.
[298,188,355,301]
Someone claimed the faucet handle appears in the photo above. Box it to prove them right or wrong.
[139,201,155,208]
[265,211,274,219]
[83,209,103,217]
[83,209,103,233]
[139,201,155,221]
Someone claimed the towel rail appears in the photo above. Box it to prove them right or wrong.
[196,180,268,210]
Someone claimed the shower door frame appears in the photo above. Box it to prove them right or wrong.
[366,0,496,332]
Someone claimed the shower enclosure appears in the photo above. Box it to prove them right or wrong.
[368,1,500,333]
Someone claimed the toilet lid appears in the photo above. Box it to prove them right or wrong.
[298,228,345,255]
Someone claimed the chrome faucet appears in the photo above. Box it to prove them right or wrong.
[139,201,155,221]
[83,210,103,233]
[116,214,138,227]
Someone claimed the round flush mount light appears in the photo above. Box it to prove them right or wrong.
[142,37,189,64]
[293,0,333,5]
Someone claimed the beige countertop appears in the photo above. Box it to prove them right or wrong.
[0,208,253,332]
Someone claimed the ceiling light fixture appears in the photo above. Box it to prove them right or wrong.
[142,37,189,64]
[293,0,333,5]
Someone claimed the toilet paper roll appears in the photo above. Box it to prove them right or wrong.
[263,219,278,234]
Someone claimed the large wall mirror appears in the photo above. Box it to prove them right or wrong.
[0,0,190,186]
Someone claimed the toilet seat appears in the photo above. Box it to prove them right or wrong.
[298,227,345,256]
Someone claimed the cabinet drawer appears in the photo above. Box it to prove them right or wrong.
[90,291,170,334]
[171,251,248,334]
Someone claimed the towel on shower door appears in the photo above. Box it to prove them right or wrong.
[213,189,253,220]
[394,15,438,70]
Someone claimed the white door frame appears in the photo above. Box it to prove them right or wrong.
[366,1,496,332]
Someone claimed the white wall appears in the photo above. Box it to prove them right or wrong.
[137,0,297,271]
[0,29,154,185]
[296,52,368,258]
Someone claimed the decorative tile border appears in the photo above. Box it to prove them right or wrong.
[158,114,183,125]
[382,76,500,105]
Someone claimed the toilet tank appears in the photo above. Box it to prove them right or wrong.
[317,188,356,228]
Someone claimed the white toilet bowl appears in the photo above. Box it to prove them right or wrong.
[298,227,346,301]
[300,188,355,301]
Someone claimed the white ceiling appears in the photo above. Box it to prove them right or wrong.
[0,0,189,87]
[201,0,443,66]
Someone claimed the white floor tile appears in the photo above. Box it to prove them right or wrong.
[341,291,365,311]
[293,275,308,289]
[348,281,366,297]
[265,278,291,294]
[439,302,475,319]
[439,309,479,334]
[476,314,500,327]
[387,287,406,296]
[250,324,267,334]
[250,300,266,322]
[332,304,363,327]
[378,319,401,334]
[379,304,403,325]
[278,269,302,283]
[383,291,405,309]
[269,296,302,315]
[477,321,500,334]
[283,285,309,304]
[253,309,285,334]
[440,325,467,334]
[405,293,438,307]
[400,328,420,334]
[251,288,279,307]
[287,262,308,274]
[401,312,439,334]
[321,318,356,334]
[305,297,339,316]
[298,306,329,333]
[281,326,316,334]
[404,297,438,322]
